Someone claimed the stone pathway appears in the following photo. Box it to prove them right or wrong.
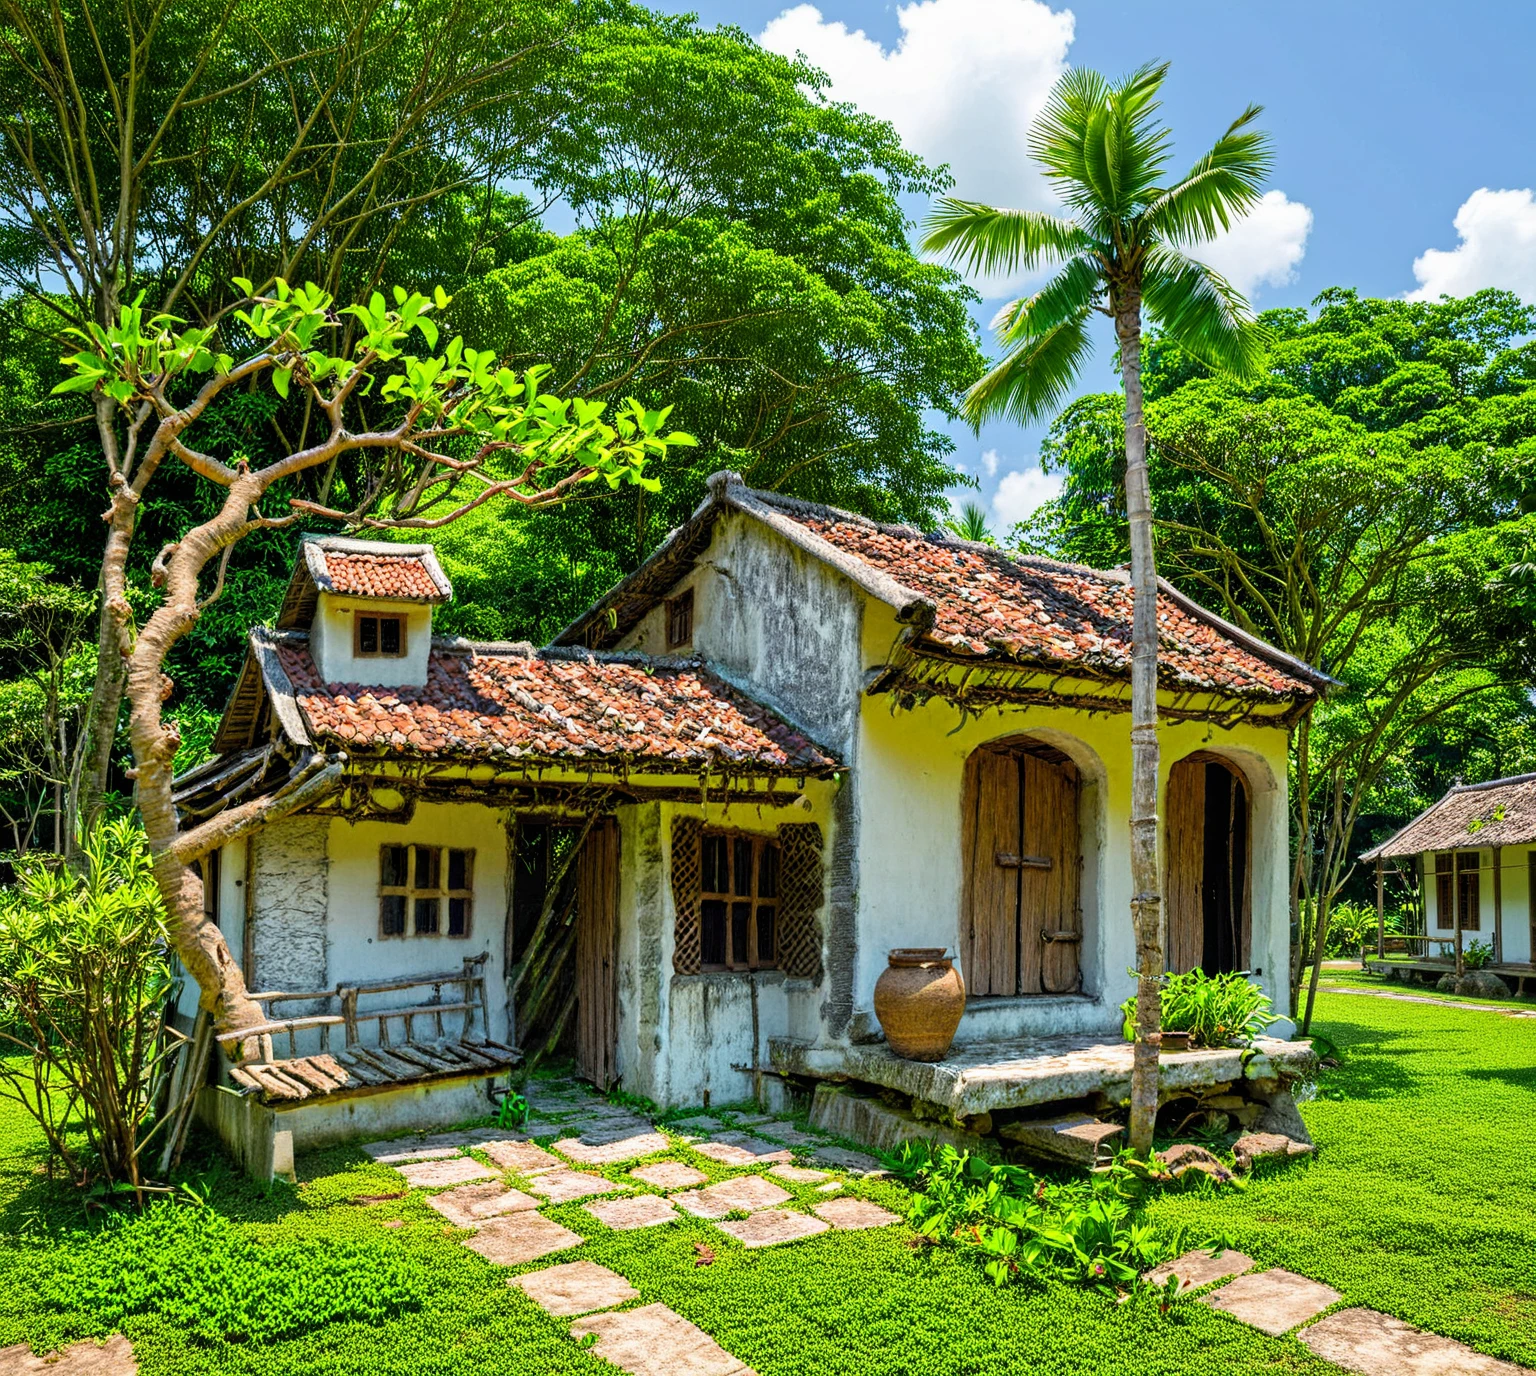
[355,1088,1533,1376]
[0,1336,137,1374]
[1151,1250,1532,1373]
[354,1087,897,1375]
[1328,986,1536,1018]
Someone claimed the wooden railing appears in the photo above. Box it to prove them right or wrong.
[217,953,492,1064]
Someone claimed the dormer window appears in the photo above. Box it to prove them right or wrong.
[356,614,405,658]
[667,589,694,649]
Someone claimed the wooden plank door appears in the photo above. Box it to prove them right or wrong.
[1165,757,1206,974]
[574,819,620,1089]
[961,748,1020,996]
[1027,755,1082,994]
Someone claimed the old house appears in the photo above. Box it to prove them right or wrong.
[1360,773,1536,993]
[177,472,1329,1175]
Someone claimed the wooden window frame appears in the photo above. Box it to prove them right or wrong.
[666,588,694,649]
[355,613,407,658]
[1434,853,1454,930]
[698,828,779,972]
[1456,851,1481,931]
[378,843,474,940]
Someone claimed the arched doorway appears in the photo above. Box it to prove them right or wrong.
[960,737,1083,996]
[1166,753,1251,975]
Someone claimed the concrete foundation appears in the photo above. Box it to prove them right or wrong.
[197,1072,500,1183]
[808,1084,996,1159]
[773,1034,1316,1120]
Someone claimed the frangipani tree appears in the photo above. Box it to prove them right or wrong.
[57,280,693,1036]
[922,63,1271,1154]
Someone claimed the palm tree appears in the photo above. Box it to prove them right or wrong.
[922,62,1271,1155]
[947,501,995,545]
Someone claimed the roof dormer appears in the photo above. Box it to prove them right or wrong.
[276,536,451,689]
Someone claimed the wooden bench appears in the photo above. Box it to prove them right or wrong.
[216,954,518,1103]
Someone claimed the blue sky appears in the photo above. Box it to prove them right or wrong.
[652,0,1536,528]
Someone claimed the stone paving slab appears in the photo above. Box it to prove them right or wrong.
[556,1131,672,1166]
[750,1121,823,1146]
[524,1083,592,1111]
[529,1169,625,1204]
[671,1115,726,1133]
[731,1113,775,1126]
[543,1117,655,1146]
[631,1161,709,1190]
[767,1164,831,1185]
[398,1157,498,1189]
[809,1146,884,1175]
[1144,1248,1255,1295]
[425,1181,541,1227]
[361,1140,461,1165]
[585,1194,680,1230]
[484,1140,562,1175]
[813,1197,901,1230]
[0,1335,137,1374]
[461,1212,584,1266]
[692,1136,792,1166]
[815,1182,843,1194]
[714,1209,831,1248]
[1201,1269,1342,1336]
[513,1260,639,1317]
[1301,1308,1532,1375]
[570,1302,753,1376]
[672,1175,792,1219]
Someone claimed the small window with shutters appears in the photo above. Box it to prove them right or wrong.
[379,844,474,938]
[356,614,406,657]
[698,829,778,971]
[1456,852,1480,931]
[1434,853,1453,929]
[666,589,694,649]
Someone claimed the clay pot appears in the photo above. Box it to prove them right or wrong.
[874,948,966,1061]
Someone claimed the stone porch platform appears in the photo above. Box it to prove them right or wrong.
[771,1034,1315,1119]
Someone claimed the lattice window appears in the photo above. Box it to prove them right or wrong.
[776,823,824,981]
[1457,852,1480,931]
[671,817,703,974]
[380,844,474,939]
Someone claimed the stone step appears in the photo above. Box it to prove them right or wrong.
[999,1114,1123,1168]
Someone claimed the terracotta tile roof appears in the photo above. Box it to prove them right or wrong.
[271,635,837,774]
[318,550,444,602]
[1362,774,1536,861]
[791,512,1315,700]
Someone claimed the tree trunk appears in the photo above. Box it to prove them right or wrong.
[1116,294,1164,1157]
[119,478,268,1035]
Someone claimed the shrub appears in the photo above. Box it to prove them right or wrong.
[1323,901,1376,958]
[1464,938,1494,971]
[37,1202,430,1343]
[1119,969,1277,1048]
[0,818,179,1195]
[892,1142,1175,1292]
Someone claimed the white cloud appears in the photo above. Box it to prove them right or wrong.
[759,1,1072,229]
[1185,190,1313,299]
[980,448,1000,478]
[992,466,1063,529]
[1408,188,1536,302]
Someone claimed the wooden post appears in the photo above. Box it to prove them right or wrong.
[1493,844,1504,966]
[1375,859,1385,961]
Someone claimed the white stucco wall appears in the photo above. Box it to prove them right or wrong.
[1424,846,1534,963]
[310,592,434,688]
[323,801,510,1042]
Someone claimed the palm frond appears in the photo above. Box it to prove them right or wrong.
[962,304,1095,427]
[992,253,1104,343]
[1141,104,1274,243]
[1141,245,1270,379]
[921,200,1093,277]
[1033,62,1172,221]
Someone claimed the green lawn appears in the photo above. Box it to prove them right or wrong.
[1,986,1533,1376]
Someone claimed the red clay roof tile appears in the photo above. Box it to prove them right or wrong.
[274,638,837,773]
[318,551,444,602]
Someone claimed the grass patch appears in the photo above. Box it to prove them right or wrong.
[0,990,1532,1372]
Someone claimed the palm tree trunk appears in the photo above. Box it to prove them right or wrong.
[1116,293,1165,1157]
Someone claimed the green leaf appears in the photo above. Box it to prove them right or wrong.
[272,366,292,399]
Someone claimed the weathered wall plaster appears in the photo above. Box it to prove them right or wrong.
[310,592,434,688]
[250,815,329,1000]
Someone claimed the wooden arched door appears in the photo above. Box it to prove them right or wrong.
[1166,753,1251,975]
[961,739,1082,996]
